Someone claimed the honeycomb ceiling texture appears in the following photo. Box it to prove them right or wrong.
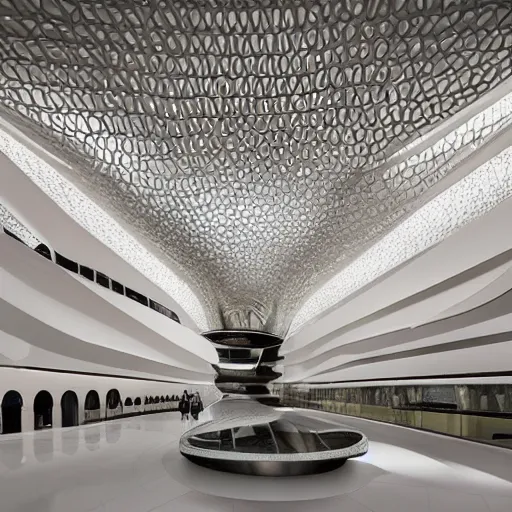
[0,0,511,336]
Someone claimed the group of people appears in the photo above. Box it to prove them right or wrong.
[178,390,203,420]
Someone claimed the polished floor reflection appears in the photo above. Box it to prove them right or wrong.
[0,409,510,512]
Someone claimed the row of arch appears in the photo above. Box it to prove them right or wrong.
[1,389,180,434]
[125,395,180,406]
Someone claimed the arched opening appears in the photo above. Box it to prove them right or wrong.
[84,390,101,423]
[34,390,53,430]
[106,389,122,419]
[124,397,133,407]
[134,397,141,406]
[61,391,79,427]
[1,390,23,434]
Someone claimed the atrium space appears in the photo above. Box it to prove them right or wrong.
[0,0,511,511]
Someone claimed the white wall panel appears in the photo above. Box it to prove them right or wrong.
[0,234,217,372]
[0,366,221,433]
[282,195,512,383]
[0,152,200,330]
[284,194,512,356]
[72,274,217,364]
[302,341,512,383]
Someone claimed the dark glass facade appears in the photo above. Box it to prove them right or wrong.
[273,383,512,449]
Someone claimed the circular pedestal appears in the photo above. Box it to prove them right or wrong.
[179,397,368,477]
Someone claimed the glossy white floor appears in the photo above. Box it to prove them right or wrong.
[0,409,511,512]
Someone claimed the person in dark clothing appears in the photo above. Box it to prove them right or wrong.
[190,392,203,420]
[179,390,190,420]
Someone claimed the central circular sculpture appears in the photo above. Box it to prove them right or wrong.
[180,397,368,477]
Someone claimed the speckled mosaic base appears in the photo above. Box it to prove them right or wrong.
[179,397,368,475]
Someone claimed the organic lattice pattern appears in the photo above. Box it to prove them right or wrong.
[0,1,511,335]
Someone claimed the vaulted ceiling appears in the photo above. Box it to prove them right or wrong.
[0,0,511,336]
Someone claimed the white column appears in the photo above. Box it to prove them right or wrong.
[21,405,33,433]
[53,404,62,429]
[78,402,86,425]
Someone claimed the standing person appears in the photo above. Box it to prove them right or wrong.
[179,390,190,421]
[190,392,204,420]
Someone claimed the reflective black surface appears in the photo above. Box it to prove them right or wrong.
[182,454,348,477]
[188,421,364,455]
[203,330,283,348]
[203,330,283,403]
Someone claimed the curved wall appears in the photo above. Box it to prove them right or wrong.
[0,233,217,383]
[282,193,512,384]
[0,366,221,434]
[0,151,201,331]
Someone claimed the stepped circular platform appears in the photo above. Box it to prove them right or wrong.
[179,397,368,476]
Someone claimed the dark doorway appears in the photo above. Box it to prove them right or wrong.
[34,391,53,430]
[84,390,101,423]
[106,389,122,418]
[61,391,79,427]
[85,390,100,410]
[106,389,121,409]
[1,390,23,434]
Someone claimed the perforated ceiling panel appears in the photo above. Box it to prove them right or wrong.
[0,1,511,335]
[0,202,41,248]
